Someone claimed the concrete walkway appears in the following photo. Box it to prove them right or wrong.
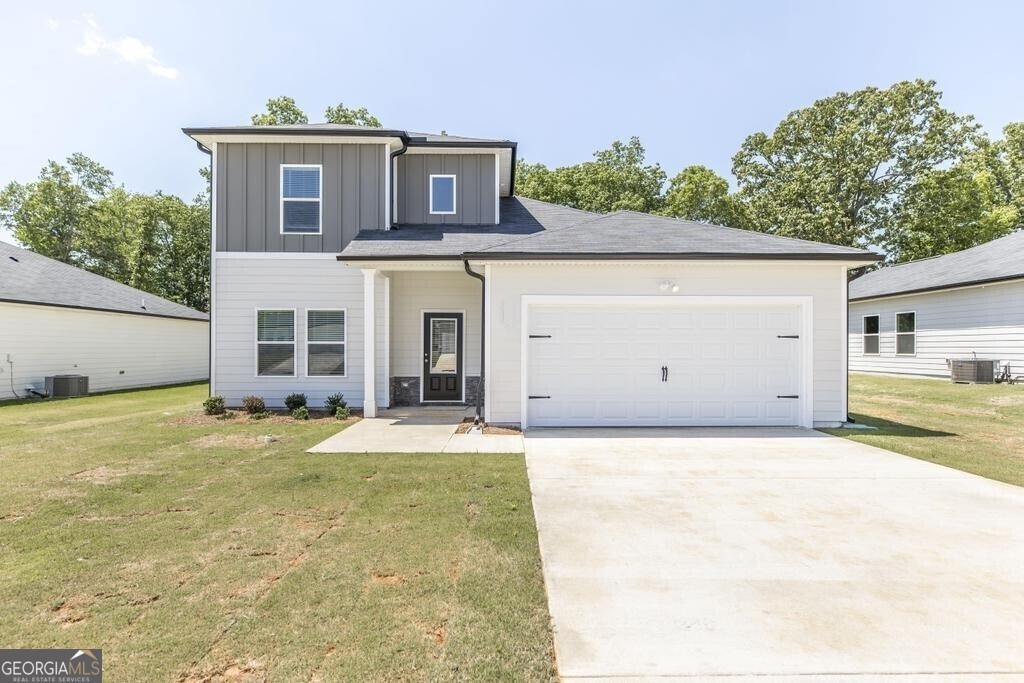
[524,427,1024,681]
[307,407,524,453]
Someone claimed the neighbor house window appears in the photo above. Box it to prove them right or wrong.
[429,174,456,215]
[896,311,916,355]
[280,165,322,234]
[862,315,879,355]
[256,309,295,376]
[306,309,346,376]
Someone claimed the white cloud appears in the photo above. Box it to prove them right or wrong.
[75,16,179,80]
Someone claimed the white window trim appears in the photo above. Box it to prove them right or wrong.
[895,310,917,356]
[429,174,457,215]
[280,164,323,235]
[255,308,297,378]
[305,308,347,377]
[862,314,880,355]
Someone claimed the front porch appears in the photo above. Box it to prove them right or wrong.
[358,264,484,417]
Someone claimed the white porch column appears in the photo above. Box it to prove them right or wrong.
[362,268,377,418]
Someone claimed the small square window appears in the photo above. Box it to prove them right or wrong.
[429,174,456,215]
[281,165,321,234]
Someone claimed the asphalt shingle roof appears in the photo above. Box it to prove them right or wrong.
[340,198,878,261]
[0,241,208,321]
[849,230,1024,301]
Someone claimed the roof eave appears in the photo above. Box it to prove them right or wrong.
[849,273,1024,302]
[0,297,209,322]
[338,251,881,263]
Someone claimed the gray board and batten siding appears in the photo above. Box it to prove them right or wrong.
[396,154,496,225]
[215,142,386,253]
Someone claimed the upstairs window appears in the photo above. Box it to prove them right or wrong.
[862,315,879,355]
[281,165,322,234]
[429,174,456,215]
[896,311,916,355]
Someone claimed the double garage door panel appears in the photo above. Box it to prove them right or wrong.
[528,303,801,427]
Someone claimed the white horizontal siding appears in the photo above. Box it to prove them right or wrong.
[389,271,481,377]
[485,261,848,426]
[0,302,208,400]
[213,257,385,408]
[849,280,1024,377]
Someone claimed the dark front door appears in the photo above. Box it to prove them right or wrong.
[422,312,464,402]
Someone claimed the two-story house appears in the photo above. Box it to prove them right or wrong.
[184,123,879,428]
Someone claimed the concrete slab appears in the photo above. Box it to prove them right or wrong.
[443,433,524,453]
[524,427,1024,681]
[307,407,469,453]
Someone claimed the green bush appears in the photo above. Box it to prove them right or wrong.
[215,412,236,421]
[291,406,310,420]
[203,395,226,415]
[284,393,307,411]
[241,395,266,414]
[249,410,270,420]
[334,406,351,420]
[325,393,347,414]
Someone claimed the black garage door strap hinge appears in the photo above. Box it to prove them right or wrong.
[777,395,800,399]
[528,395,551,399]
[777,335,800,339]
[529,334,552,339]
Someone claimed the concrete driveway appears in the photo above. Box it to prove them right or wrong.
[524,427,1024,682]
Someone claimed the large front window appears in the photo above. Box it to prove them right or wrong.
[256,309,295,376]
[281,165,322,234]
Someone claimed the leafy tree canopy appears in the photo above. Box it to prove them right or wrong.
[251,96,382,127]
[660,165,746,227]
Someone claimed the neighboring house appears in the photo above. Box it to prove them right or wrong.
[184,123,878,428]
[0,241,209,400]
[848,231,1024,378]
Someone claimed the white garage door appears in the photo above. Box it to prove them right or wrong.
[526,302,804,427]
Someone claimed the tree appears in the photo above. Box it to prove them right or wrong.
[884,164,1019,262]
[251,96,308,125]
[661,165,746,227]
[0,154,112,264]
[732,79,977,248]
[516,137,666,214]
[325,102,381,127]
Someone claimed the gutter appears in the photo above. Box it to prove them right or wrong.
[462,259,486,423]
[849,273,1024,302]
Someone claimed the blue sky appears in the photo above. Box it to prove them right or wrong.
[2,0,1023,243]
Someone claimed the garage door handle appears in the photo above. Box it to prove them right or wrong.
[529,334,552,339]
[777,395,799,399]
[777,335,800,339]
[528,395,551,399]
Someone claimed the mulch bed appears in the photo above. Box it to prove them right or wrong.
[171,409,362,426]
[455,419,522,436]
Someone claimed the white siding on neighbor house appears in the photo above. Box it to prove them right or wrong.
[849,279,1024,377]
[213,256,386,408]
[484,261,850,427]
[388,270,481,377]
[0,302,208,400]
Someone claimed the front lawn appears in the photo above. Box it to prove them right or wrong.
[823,373,1024,487]
[0,384,555,681]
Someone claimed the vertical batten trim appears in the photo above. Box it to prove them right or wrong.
[362,268,377,417]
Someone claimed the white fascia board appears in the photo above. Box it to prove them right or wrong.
[188,134,404,148]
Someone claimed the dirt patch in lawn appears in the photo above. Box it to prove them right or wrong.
[179,660,263,683]
[456,419,521,435]
[72,466,128,485]
[51,595,92,628]
[370,572,404,586]
[192,434,277,449]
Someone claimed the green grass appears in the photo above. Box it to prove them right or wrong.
[0,384,555,681]
[823,373,1024,486]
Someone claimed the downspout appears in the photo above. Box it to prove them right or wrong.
[195,141,213,396]
[388,136,409,228]
[463,259,485,423]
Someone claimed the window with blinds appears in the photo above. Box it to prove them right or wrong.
[281,165,322,234]
[307,309,346,376]
[256,309,295,376]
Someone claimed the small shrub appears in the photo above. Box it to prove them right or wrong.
[215,411,236,421]
[324,392,347,414]
[242,395,266,414]
[291,406,309,420]
[250,410,270,420]
[284,393,307,411]
[334,406,351,420]
[203,395,226,415]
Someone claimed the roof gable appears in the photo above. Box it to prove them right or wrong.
[849,230,1024,300]
[0,242,208,321]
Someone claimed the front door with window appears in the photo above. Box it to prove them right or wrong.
[422,312,463,401]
